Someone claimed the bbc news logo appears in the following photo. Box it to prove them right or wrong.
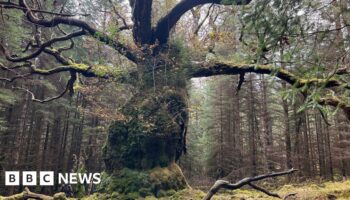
[5,171,101,186]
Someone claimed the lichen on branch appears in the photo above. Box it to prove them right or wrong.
[190,61,350,120]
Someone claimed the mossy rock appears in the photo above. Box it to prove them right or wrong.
[97,163,188,198]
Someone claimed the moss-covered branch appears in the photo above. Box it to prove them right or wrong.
[0,61,121,80]
[192,62,350,89]
[191,62,350,120]
[29,63,118,79]
[1,60,126,103]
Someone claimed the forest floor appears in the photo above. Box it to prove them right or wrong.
[2,180,349,200]
[81,180,350,200]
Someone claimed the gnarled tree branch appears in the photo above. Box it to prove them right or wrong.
[152,0,252,45]
[108,0,131,31]
[13,71,76,103]
[248,183,281,198]
[203,168,297,200]
[0,1,88,17]
[0,29,85,62]
[191,62,350,120]
[0,0,138,63]
[192,62,350,89]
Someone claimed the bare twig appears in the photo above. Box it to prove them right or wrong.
[1,29,85,62]
[108,0,131,30]
[0,1,89,16]
[193,4,214,35]
[0,0,138,63]
[153,0,252,44]
[0,63,32,82]
[22,41,38,53]
[12,72,76,103]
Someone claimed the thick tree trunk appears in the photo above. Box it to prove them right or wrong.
[102,59,189,197]
[132,0,153,45]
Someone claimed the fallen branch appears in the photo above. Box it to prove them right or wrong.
[283,192,298,200]
[248,183,281,198]
[1,187,67,200]
[203,168,297,200]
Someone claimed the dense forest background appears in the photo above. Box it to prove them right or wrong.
[182,75,350,186]
[0,0,350,199]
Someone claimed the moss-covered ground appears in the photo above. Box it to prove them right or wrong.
[81,180,350,200]
[2,180,350,200]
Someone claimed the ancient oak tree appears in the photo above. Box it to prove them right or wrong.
[0,0,349,198]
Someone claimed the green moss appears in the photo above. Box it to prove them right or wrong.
[103,89,188,171]
[70,63,90,71]
[144,196,158,200]
[53,193,67,200]
[61,62,127,78]
[0,192,26,200]
[162,180,350,200]
[98,163,188,198]
[100,88,188,198]
[91,65,125,78]
[4,180,350,200]
[81,193,114,200]
[122,192,140,200]
[165,189,205,200]
[0,89,17,105]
